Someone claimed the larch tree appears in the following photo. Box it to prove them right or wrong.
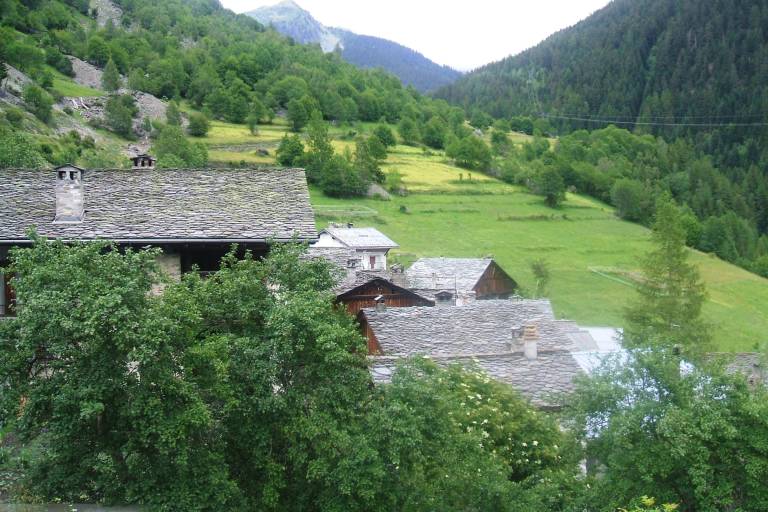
[101,58,121,92]
[623,196,711,354]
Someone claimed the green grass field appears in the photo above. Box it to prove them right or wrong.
[201,120,768,351]
[49,68,104,98]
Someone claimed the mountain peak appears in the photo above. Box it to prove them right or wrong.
[246,1,460,92]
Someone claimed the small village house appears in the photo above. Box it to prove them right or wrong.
[405,257,518,305]
[359,299,592,408]
[314,225,398,271]
[306,246,434,314]
[0,163,317,316]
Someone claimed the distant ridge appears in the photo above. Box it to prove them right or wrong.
[247,0,462,92]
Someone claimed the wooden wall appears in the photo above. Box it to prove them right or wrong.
[474,262,518,299]
[339,280,433,315]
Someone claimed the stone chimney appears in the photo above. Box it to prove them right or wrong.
[523,324,538,360]
[374,295,386,312]
[131,153,156,170]
[54,165,85,223]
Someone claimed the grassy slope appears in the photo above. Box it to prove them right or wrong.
[204,121,768,352]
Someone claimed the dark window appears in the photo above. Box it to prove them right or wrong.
[369,255,376,268]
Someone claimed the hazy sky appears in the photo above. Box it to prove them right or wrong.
[218,0,611,71]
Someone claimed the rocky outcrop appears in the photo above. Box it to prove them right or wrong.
[68,56,106,90]
[0,64,33,104]
[89,0,123,28]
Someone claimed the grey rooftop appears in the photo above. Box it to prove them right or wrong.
[322,227,399,249]
[406,257,497,292]
[0,168,317,242]
[361,299,586,407]
[361,299,575,355]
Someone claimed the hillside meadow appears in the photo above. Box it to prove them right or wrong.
[198,120,768,352]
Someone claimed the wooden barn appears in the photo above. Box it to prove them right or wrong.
[337,276,434,315]
[404,258,518,304]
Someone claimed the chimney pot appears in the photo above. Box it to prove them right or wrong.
[523,324,538,360]
[132,154,156,170]
[54,165,85,223]
[374,295,386,312]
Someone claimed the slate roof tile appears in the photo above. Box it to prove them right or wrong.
[322,227,398,249]
[405,258,495,293]
[0,168,317,242]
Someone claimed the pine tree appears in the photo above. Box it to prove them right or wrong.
[101,58,121,92]
[623,196,712,353]
[166,100,181,126]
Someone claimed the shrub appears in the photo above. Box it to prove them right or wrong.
[187,112,210,137]
[22,84,53,123]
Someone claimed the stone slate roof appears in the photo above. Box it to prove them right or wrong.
[322,227,399,249]
[361,299,584,407]
[370,352,582,408]
[361,299,570,355]
[405,258,496,293]
[0,168,316,242]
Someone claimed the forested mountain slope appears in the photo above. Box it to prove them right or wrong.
[435,0,768,277]
[248,0,461,92]
[436,0,768,166]
[0,0,461,167]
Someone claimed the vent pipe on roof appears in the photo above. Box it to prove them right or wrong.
[54,165,85,223]
[523,324,538,360]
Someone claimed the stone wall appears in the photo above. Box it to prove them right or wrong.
[151,253,181,295]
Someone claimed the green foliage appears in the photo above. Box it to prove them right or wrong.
[469,110,493,130]
[530,259,551,298]
[22,84,53,123]
[366,134,388,160]
[287,97,309,132]
[364,359,578,511]
[446,135,492,171]
[104,94,137,138]
[302,112,335,184]
[373,123,396,147]
[165,100,181,126]
[153,125,207,168]
[0,234,237,508]
[532,167,566,208]
[353,136,385,184]
[623,197,711,353]
[319,153,368,198]
[0,127,48,168]
[398,117,421,146]
[611,179,652,223]
[422,116,448,149]
[186,112,210,137]
[620,496,679,512]
[0,239,580,510]
[276,134,304,167]
[101,58,121,92]
[567,349,768,511]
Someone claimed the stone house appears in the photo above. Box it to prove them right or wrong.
[314,225,398,271]
[306,246,433,315]
[0,164,317,316]
[405,257,518,305]
[359,299,593,408]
